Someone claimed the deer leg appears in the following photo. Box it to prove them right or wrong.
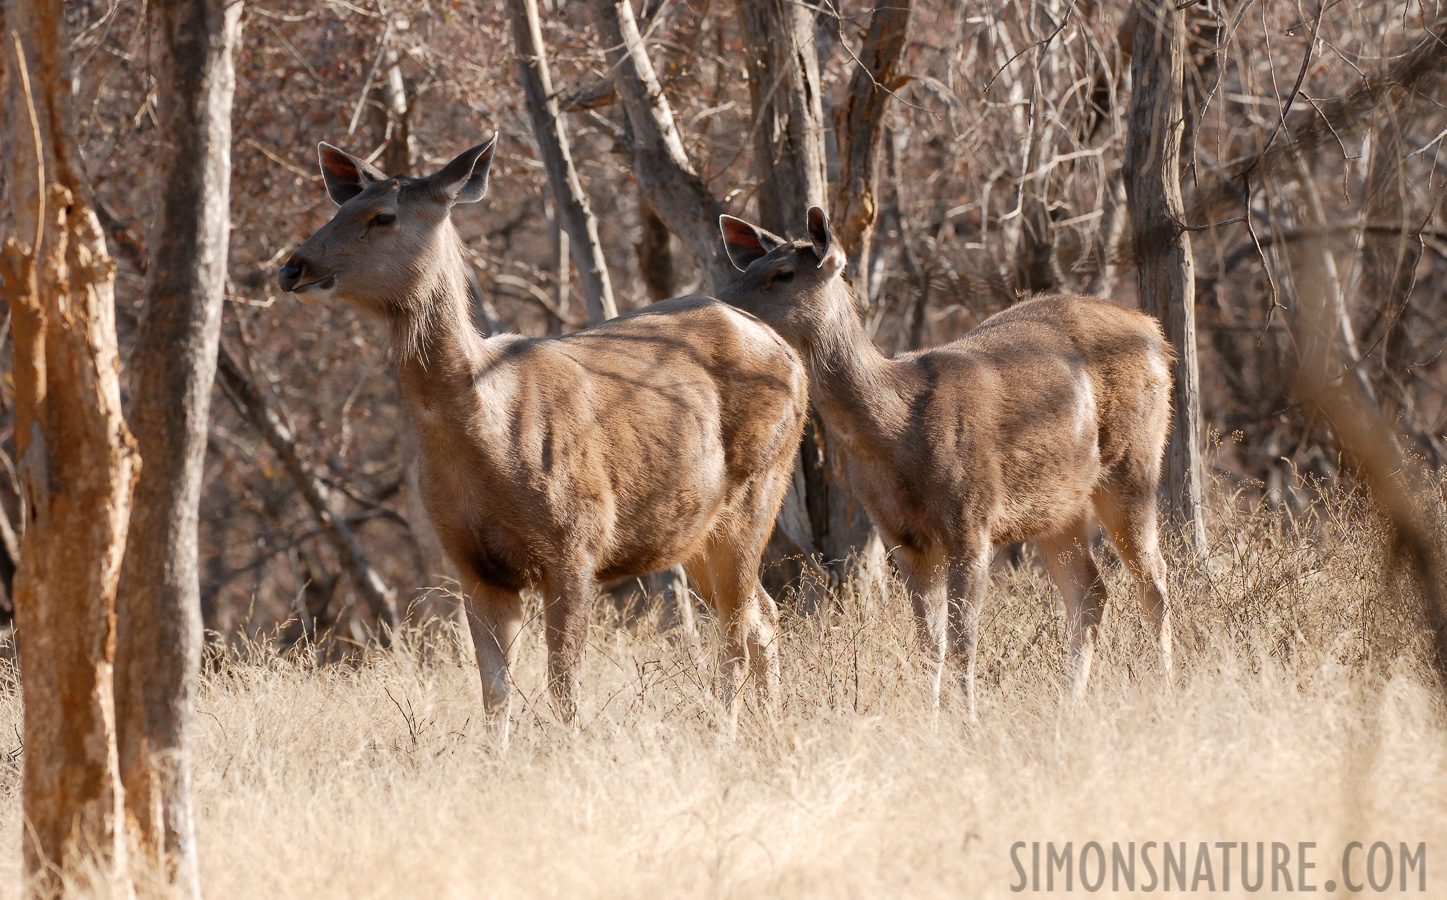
[737,469,792,717]
[896,546,947,716]
[1095,485,1173,685]
[462,579,524,742]
[542,569,595,727]
[947,544,992,724]
[1037,516,1106,705]
[685,546,763,732]
[748,584,781,715]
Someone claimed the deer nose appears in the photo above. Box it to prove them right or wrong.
[278,262,304,292]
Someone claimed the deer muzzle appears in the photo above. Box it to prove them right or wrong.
[278,258,336,301]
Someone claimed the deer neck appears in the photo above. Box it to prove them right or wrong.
[391,240,492,426]
[800,299,907,450]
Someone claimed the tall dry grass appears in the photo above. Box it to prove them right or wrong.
[0,484,1443,897]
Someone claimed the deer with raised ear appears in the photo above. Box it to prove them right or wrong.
[278,136,808,737]
[717,207,1174,720]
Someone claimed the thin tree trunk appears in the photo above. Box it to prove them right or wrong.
[1081,10,1134,297]
[589,0,734,292]
[215,344,401,638]
[1082,175,1127,297]
[509,0,617,324]
[1125,0,1207,551]
[738,0,828,235]
[375,42,413,177]
[1291,237,1447,681]
[113,3,241,892]
[1,18,136,896]
[831,0,912,300]
[1013,0,1065,295]
[636,195,678,301]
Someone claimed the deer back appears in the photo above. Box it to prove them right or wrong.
[413,296,807,587]
[716,207,1171,551]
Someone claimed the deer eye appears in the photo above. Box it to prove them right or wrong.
[370,212,396,227]
[772,269,795,283]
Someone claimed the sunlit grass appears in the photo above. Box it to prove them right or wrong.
[0,488,1443,897]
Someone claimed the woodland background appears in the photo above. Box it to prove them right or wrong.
[1,0,1438,650]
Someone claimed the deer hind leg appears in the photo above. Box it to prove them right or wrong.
[1094,481,1173,684]
[749,585,781,714]
[1036,515,1107,705]
[740,465,799,716]
[462,579,524,743]
[541,566,596,727]
[947,542,992,724]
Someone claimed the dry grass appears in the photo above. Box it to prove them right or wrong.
[0,489,1445,898]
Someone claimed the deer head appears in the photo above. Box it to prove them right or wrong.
[716,206,851,346]
[279,137,497,320]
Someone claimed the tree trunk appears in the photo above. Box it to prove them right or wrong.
[1,17,136,896]
[509,0,617,324]
[112,2,241,893]
[1012,0,1066,295]
[636,195,678,301]
[738,0,828,235]
[831,1,912,301]
[375,42,413,177]
[589,0,735,292]
[740,0,882,584]
[1125,0,1207,552]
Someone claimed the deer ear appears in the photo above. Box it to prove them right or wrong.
[720,215,786,271]
[806,206,834,268]
[318,143,385,206]
[429,136,498,205]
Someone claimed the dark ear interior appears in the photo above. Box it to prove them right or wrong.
[806,206,834,268]
[719,216,786,272]
[429,136,499,205]
[318,143,386,206]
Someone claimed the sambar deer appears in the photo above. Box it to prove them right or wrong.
[717,207,1174,720]
[278,137,807,736]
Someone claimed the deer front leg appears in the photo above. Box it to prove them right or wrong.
[896,547,947,717]
[948,544,992,725]
[462,579,524,744]
[543,569,595,727]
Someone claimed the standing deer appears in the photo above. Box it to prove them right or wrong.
[278,136,807,736]
[717,207,1174,719]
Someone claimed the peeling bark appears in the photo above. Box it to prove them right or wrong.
[1,10,136,892]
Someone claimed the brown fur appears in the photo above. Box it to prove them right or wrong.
[280,138,807,734]
[718,207,1173,718]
